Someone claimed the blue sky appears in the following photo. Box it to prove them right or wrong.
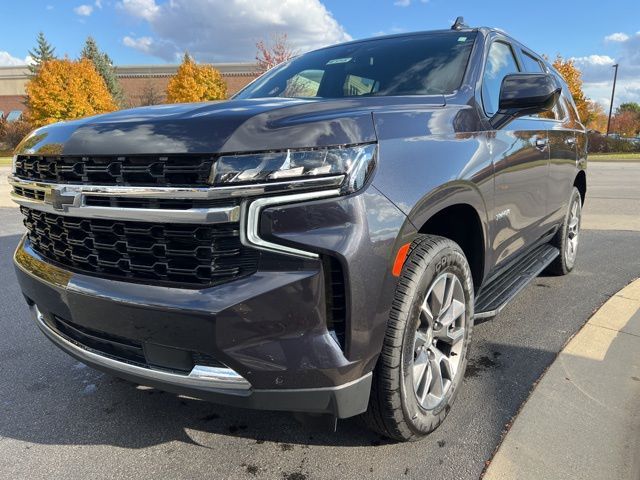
[1,0,639,106]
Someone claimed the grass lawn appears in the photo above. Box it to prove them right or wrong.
[589,152,640,161]
[0,157,13,167]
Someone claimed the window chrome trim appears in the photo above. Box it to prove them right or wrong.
[30,304,252,392]
[242,189,342,259]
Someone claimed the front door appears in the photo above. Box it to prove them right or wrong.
[481,40,549,268]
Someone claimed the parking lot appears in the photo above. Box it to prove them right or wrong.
[0,161,638,480]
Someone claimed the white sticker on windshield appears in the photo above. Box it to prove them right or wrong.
[326,57,352,65]
[458,36,467,42]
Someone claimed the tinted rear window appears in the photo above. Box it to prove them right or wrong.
[236,32,477,99]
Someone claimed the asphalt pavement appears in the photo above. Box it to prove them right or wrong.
[0,162,639,480]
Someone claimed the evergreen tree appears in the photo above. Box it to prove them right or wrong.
[28,32,56,75]
[80,36,124,106]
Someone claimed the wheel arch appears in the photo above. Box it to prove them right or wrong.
[408,183,489,291]
[574,170,587,205]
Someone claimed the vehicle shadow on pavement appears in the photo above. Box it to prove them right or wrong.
[0,302,553,451]
[1,227,637,466]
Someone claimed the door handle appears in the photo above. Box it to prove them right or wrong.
[535,138,548,151]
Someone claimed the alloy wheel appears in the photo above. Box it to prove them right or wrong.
[412,272,467,410]
[565,197,581,265]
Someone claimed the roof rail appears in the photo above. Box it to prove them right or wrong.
[451,16,468,30]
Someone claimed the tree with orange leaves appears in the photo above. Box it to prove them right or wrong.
[551,55,590,124]
[26,58,117,127]
[166,53,227,103]
[585,100,608,133]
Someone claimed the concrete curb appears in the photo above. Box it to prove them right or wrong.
[483,279,640,480]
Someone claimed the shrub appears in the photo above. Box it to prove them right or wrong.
[587,131,640,154]
[0,118,33,151]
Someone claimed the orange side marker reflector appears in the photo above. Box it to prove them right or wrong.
[392,243,411,277]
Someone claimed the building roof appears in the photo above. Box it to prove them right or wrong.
[0,62,259,80]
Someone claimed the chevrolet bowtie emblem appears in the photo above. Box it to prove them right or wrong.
[44,187,78,211]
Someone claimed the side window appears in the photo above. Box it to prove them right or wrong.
[563,95,580,124]
[482,41,520,116]
[555,96,566,120]
[343,74,379,96]
[283,69,324,97]
[521,51,544,72]
[540,84,568,121]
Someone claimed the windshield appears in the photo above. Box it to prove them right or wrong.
[236,32,476,100]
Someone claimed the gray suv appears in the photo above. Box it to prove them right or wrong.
[11,20,586,441]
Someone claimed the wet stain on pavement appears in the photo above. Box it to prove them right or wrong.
[228,424,248,433]
[241,463,259,476]
[465,355,499,378]
[282,473,307,480]
[200,413,220,422]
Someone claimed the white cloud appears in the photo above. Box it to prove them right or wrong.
[95,0,103,8]
[46,4,54,10]
[0,51,33,66]
[573,32,640,108]
[604,32,629,42]
[572,54,616,83]
[119,0,160,21]
[119,0,351,62]
[373,26,407,36]
[74,4,94,16]
[393,0,428,5]
[123,36,154,53]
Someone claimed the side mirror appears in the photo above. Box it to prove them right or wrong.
[491,73,561,129]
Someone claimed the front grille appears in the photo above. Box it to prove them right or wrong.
[21,206,259,287]
[52,315,146,366]
[14,154,214,186]
[83,196,238,210]
[51,314,225,372]
[12,185,45,201]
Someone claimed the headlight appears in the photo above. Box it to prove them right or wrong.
[211,143,376,194]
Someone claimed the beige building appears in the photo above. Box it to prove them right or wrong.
[0,63,259,117]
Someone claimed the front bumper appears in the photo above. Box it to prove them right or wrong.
[14,186,413,418]
[29,302,371,417]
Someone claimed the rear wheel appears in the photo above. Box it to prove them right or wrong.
[547,186,582,275]
[362,235,474,441]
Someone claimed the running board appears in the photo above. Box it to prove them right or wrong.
[474,244,559,319]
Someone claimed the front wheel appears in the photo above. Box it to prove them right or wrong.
[362,235,474,442]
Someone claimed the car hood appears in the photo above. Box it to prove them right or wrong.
[16,96,446,156]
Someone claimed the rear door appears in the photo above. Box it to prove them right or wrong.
[483,39,550,268]
[547,85,583,225]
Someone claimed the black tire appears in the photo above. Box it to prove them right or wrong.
[362,235,474,442]
[547,187,582,276]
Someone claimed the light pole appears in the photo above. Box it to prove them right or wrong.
[606,63,619,136]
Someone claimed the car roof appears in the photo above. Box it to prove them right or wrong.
[308,26,495,54]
